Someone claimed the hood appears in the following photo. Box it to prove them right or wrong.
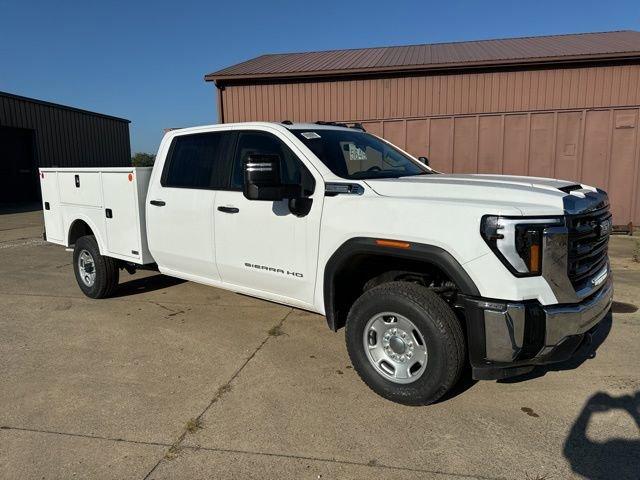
[364,173,590,216]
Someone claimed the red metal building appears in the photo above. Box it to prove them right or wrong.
[206,31,640,226]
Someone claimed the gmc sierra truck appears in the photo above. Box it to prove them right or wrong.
[39,121,613,405]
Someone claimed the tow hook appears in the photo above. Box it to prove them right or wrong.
[583,331,593,347]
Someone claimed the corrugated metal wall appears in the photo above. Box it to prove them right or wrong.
[221,64,640,122]
[360,109,640,225]
[0,93,131,168]
[219,64,640,224]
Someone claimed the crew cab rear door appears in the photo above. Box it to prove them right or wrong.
[146,131,235,281]
[214,128,323,307]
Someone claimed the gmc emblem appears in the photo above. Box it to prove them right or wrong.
[599,218,612,237]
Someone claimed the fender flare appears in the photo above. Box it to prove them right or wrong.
[67,216,107,255]
[323,237,480,331]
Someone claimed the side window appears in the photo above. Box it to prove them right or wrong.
[161,132,232,189]
[230,131,315,195]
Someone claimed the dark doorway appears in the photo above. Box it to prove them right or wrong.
[0,126,39,204]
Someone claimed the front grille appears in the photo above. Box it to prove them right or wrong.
[566,207,611,291]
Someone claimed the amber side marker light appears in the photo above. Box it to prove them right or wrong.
[375,239,411,249]
[529,243,541,274]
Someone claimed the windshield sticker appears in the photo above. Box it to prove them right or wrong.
[301,132,321,139]
[348,144,367,161]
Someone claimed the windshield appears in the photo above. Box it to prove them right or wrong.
[291,129,431,180]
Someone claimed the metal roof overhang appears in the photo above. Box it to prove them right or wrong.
[206,52,640,86]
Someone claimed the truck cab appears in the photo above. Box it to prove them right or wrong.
[40,121,613,405]
[145,124,322,310]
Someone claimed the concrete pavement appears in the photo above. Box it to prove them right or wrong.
[1,210,639,479]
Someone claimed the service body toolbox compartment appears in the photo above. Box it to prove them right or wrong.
[39,167,154,264]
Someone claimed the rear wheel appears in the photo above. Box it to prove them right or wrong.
[345,281,465,405]
[73,235,119,299]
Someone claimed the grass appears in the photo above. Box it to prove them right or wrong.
[217,383,232,396]
[164,444,181,460]
[162,315,290,462]
[268,324,285,336]
[164,382,232,460]
[185,417,203,433]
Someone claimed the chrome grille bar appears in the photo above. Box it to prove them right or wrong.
[566,207,611,291]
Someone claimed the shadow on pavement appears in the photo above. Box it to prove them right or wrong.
[611,300,638,313]
[436,366,478,403]
[563,390,640,480]
[0,203,42,215]
[113,274,186,297]
[498,312,613,383]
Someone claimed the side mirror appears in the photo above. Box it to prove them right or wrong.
[243,153,313,216]
[243,154,286,201]
[418,156,430,167]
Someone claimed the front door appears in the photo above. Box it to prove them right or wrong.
[146,131,235,282]
[214,129,322,306]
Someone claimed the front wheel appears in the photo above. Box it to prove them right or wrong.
[73,235,119,299]
[345,281,465,405]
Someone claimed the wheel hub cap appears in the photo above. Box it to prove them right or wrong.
[386,333,407,355]
[363,312,428,384]
[78,250,96,287]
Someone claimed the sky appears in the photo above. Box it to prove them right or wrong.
[1,0,639,154]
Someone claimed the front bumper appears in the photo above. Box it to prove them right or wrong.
[459,275,613,380]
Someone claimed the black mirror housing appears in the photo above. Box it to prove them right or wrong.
[288,197,313,217]
[243,154,286,201]
[243,153,312,216]
[418,156,430,166]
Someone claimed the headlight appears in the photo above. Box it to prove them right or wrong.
[480,215,564,277]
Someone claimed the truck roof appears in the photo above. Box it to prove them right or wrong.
[166,121,363,136]
[279,121,363,131]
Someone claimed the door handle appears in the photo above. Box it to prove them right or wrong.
[150,200,166,206]
[217,206,239,214]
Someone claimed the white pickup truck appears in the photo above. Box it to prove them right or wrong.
[39,121,613,405]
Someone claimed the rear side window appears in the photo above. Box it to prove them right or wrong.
[162,132,234,189]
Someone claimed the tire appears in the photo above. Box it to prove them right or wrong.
[345,281,465,406]
[73,235,119,299]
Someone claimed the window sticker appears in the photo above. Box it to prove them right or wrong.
[348,144,367,161]
[301,132,321,139]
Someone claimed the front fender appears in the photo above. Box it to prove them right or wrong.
[322,237,480,331]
